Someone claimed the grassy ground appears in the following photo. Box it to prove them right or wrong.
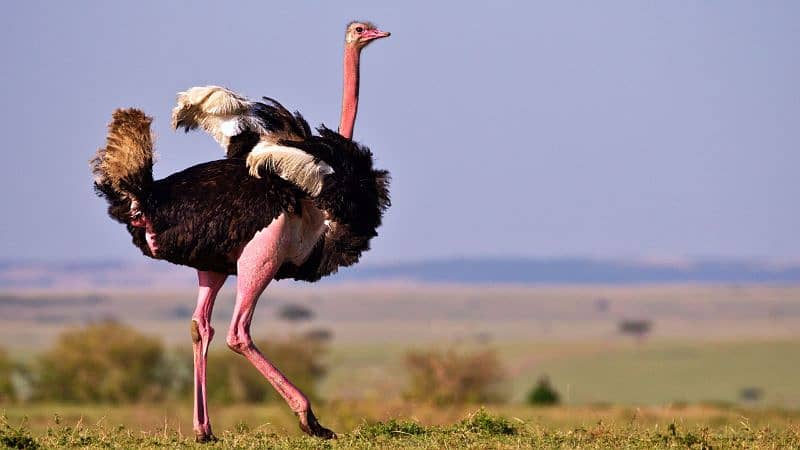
[2,404,799,449]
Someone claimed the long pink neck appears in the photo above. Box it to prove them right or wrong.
[339,45,361,139]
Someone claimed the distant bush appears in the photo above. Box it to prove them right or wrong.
[0,348,15,403]
[303,327,333,343]
[277,303,314,323]
[206,335,327,404]
[526,376,560,406]
[403,348,506,405]
[618,319,653,341]
[32,321,168,403]
[739,387,763,402]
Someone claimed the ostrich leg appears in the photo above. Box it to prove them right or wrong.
[225,217,336,439]
[191,270,227,442]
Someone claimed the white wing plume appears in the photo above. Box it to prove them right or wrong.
[171,86,332,196]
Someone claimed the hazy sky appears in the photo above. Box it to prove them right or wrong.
[0,1,798,263]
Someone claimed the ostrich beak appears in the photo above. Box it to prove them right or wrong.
[362,28,391,41]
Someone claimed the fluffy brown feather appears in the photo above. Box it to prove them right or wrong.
[90,108,154,202]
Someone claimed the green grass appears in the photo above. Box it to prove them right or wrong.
[2,407,799,449]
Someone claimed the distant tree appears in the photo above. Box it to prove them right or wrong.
[0,348,16,403]
[303,327,333,343]
[739,387,763,403]
[32,321,169,402]
[403,347,506,405]
[526,376,560,406]
[277,303,314,323]
[618,319,652,342]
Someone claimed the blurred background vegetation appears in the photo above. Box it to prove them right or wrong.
[31,322,168,403]
[0,348,16,403]
[0,321,509,407]
[403,347,506,405]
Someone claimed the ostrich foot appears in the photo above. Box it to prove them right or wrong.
[297,408,336,439]
[194,431,218,443]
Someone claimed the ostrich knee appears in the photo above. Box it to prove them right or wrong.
[225,331,253,354]
[191,317,214,349]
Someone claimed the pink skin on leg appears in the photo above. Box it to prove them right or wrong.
[225,215,335,439]
[190,270,227,442]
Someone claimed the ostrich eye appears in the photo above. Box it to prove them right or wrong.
[355,26,364,33]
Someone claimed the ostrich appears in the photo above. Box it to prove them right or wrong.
[90,21,390,441]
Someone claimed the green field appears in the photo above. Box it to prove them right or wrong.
[320,339,800,409]
[1,283,799,447]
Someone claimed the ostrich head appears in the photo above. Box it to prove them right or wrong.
[345,21,390,49]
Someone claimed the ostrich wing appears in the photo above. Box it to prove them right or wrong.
[171,85,331,196]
